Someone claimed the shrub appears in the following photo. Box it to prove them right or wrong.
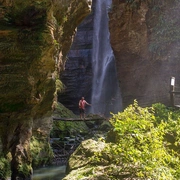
[92,100,180,179]
[0,155,11,179]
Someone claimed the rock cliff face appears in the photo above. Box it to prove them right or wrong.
[1,0,180,178]
[0,0,91,179]
[58,0,180,113]
[109,0,180,108]
[58,11,93,114]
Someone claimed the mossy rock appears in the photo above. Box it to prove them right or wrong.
[53,102,77,118]
[63,166,108,180]
[66,139,106,173]
[51,102,89,138]
[30,135,53,168]
[98,121,112,132]
[64,164,123,180]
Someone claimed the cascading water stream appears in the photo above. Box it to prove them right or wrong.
[91,0,122,116]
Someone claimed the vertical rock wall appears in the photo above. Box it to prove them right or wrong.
[109,0,180,108]
[0,0,91,179]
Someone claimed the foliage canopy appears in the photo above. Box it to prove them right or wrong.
[90,100,180,179]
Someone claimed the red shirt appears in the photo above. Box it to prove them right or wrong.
[79,100,87,109]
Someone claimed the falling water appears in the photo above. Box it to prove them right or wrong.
[91,0,122,116]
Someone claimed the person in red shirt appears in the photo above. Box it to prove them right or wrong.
[79,97,91,119]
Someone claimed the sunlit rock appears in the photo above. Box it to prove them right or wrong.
[0,0,91,179]
[109,0,180,108]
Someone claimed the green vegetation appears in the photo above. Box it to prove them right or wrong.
[52,120,88,138]
[72,100,180,179]
[51,102,88,138]
[53,102,77,118]
[30,136,53,168]
[108,101,180,179]
[0,155,11,179]
[55,79,66,94]
[17,164,32,179]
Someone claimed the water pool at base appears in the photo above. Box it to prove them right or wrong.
[32,165,66,180]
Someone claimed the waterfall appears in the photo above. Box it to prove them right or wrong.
[91,0,122,116]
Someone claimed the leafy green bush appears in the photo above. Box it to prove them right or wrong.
[0,155,11,179]
[91,100,180,179]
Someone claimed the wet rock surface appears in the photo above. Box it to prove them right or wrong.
[50,118,110,166]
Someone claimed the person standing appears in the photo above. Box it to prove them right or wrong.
[79,97,91,119]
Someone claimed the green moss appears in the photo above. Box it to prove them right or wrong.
[18,164,32,178]
[0,155,11,179]
[32,79,55,118]
[53,102,77,118]
[51,103,88,138]
[0,33,45,61]
[30,136,53,168]
[56,79,66,93]
[52,120,88,138]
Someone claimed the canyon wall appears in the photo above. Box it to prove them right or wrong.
[109,0,180,108]
[59,0,180,113]
[1,0,180,178]
[0,0,91,179]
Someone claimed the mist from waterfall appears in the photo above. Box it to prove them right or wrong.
[90,0,122,117]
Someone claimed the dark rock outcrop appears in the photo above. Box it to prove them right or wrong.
[58,7,94,114]
[0,0,91,179]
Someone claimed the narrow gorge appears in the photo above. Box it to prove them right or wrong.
[0,0,180,179]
